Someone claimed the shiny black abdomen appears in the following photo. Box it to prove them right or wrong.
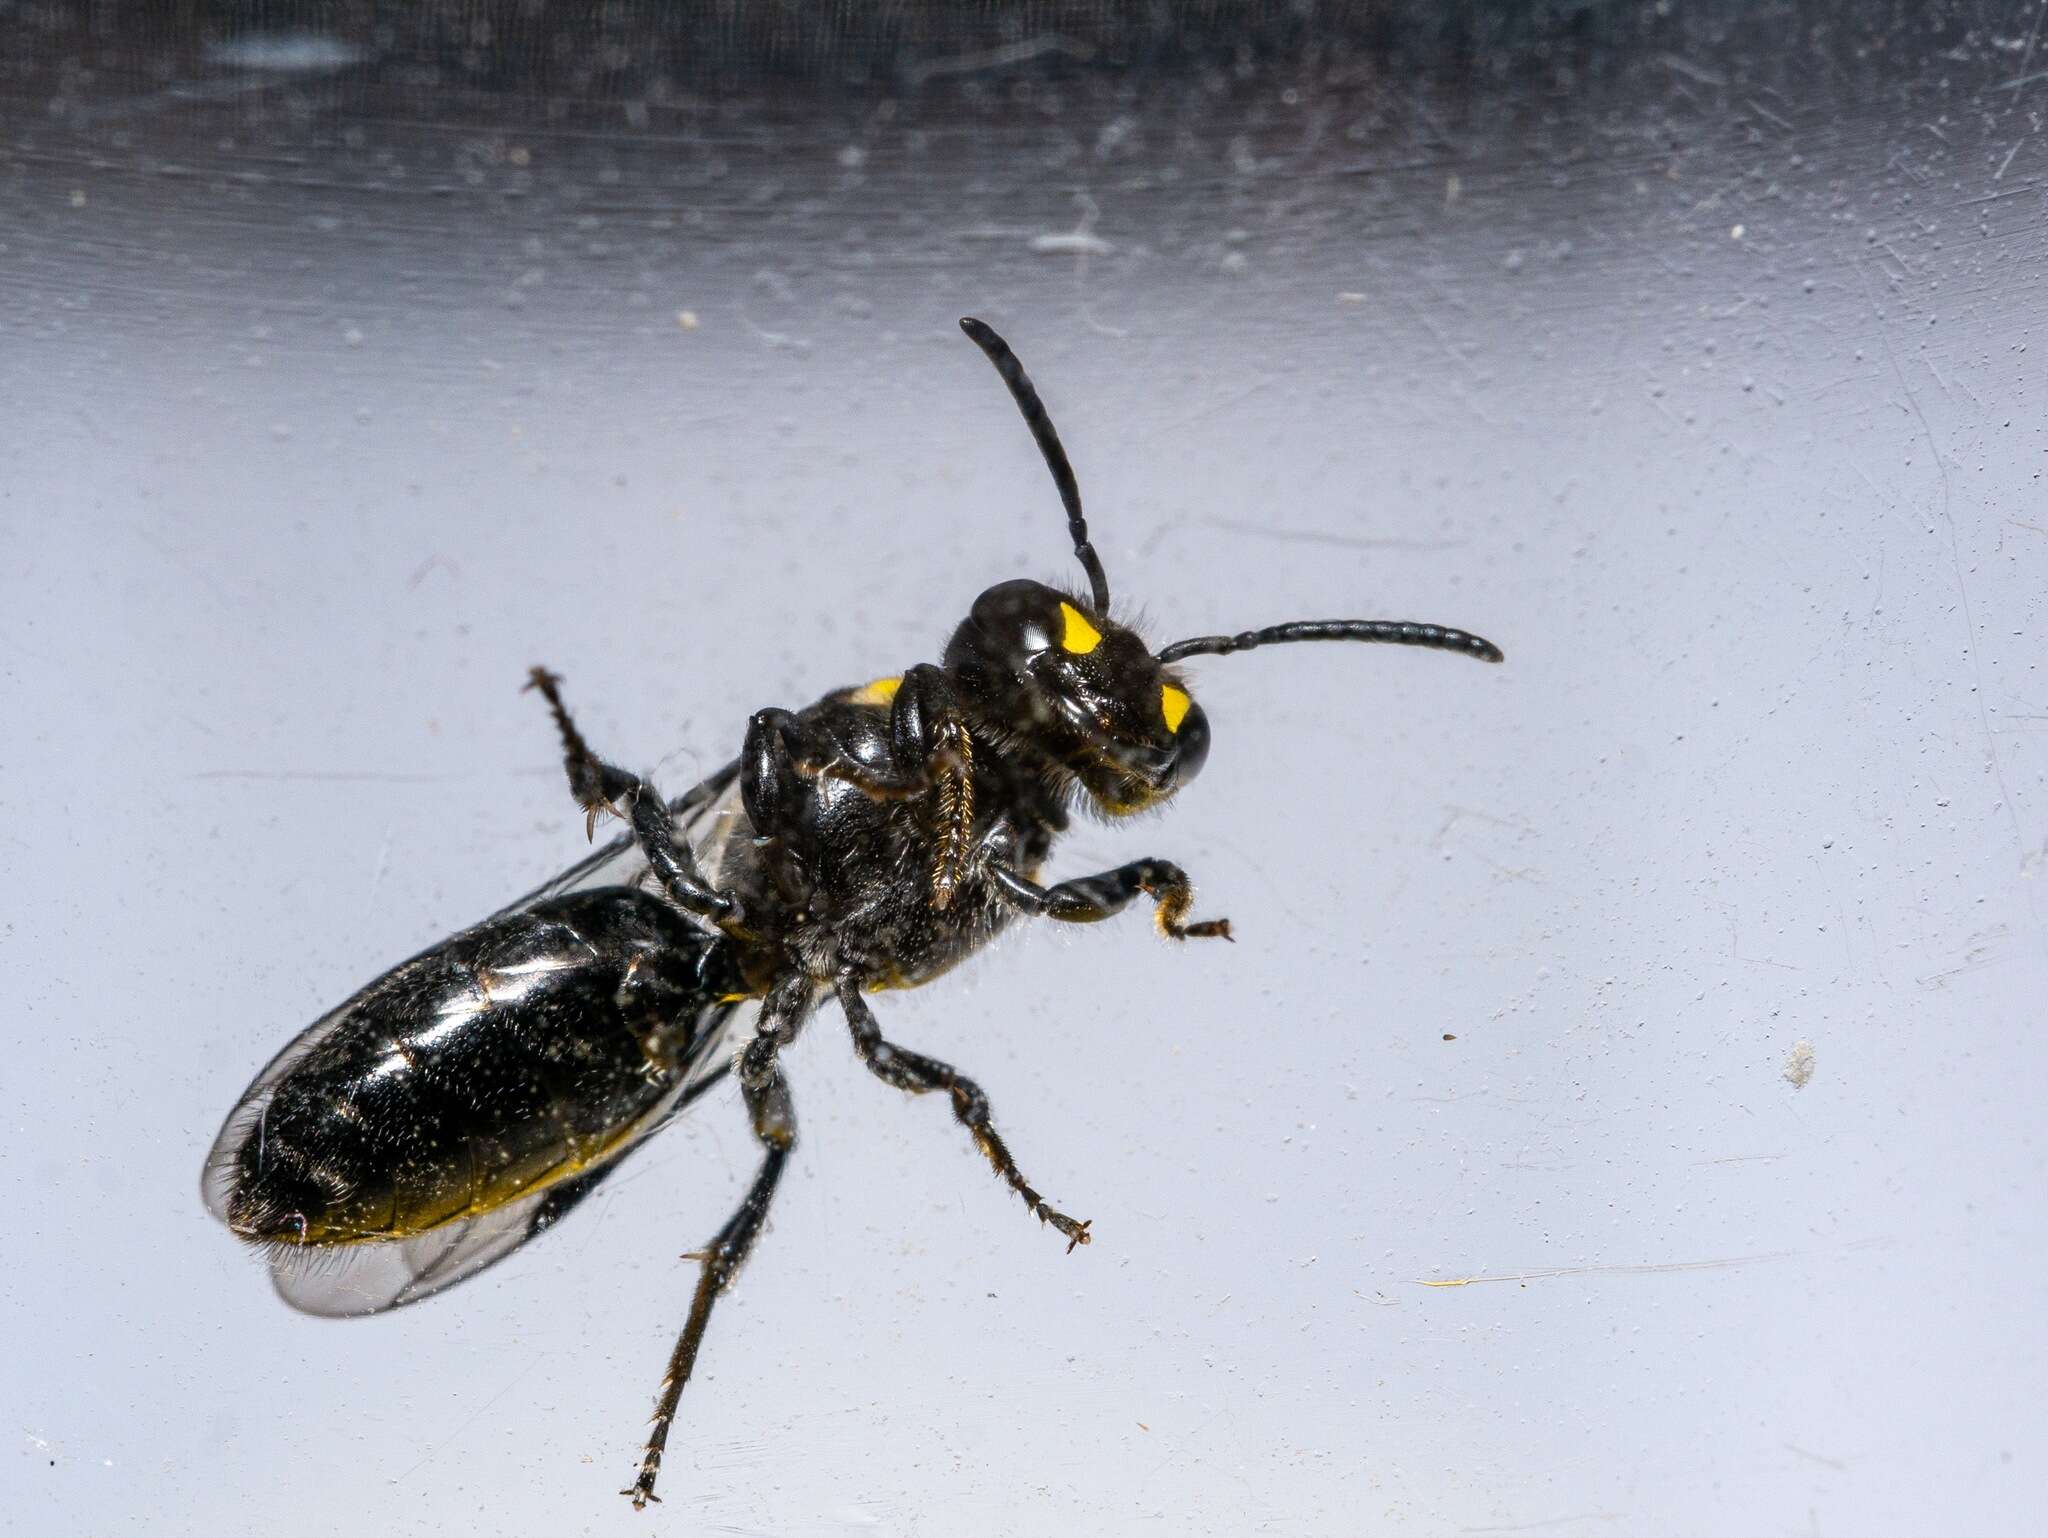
[208,887,740,1245]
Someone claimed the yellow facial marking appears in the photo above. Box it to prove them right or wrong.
[1058,602,1102,655]
[849,675,902,707]
[1160,684,1192,734]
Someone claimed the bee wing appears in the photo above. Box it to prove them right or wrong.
[200,756,745,1232]
[210,756,754,1318]
[262,1002,748,1318]
[494,757,744,917]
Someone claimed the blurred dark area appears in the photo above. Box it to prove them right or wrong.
[0,0,2023,108]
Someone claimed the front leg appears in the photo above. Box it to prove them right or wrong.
[745,664,977,909]
[835,973,1092,1252]
[988,858,1233,941]
[525,668,738,925]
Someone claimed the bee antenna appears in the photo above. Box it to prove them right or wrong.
[959,316,1112,614]
[1157,620,1505,666]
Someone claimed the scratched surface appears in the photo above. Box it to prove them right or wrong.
[4,7,2045,1535]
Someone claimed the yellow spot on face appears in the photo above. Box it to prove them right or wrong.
[1058,602,1102,655]
[849,675,902,706]
[1160,684,1191,734]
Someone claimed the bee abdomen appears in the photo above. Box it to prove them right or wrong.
[207,889,737,1246]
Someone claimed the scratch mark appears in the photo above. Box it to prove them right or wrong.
[1956,185,2041,209]
[1190,518,1465,554]
[195,769,465,783]
[1915,945,2003,989]
[1660,54,1727,86]
[1994,141,2023,181]
[1405,295,1481,380]
[1029,231,1113,256]
[407,552,459,590]
[1784,1442,1849,1471]
[389,1353,549,1486]
[1433,805,1532,857]
[1414,1250,1794,1288]
[1133,377,1279,450]
[1462,1515,1625,1534]
[1857,261,2024,857]
[1724,906,1803,971]
[364,825,393,915]
[905,33,1094,83]
[1745,98,1794,132]
[2012,1,2047,88]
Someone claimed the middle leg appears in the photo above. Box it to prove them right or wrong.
[835,972,1091,1252]
[624,976,811,1509]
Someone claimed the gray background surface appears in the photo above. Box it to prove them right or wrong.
[4,5,2044,1534]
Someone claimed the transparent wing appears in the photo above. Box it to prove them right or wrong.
[204,759,749,1222]
[262,1008,746,1318]
[209,757,756,1317]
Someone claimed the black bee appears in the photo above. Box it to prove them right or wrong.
[204,317,1503,1508]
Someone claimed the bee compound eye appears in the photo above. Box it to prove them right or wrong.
[1171,698,1211,784]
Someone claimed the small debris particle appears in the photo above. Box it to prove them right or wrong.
[1782,1040,1815,1089]
[1442,1032,1457,1041]
[675,310,699,330]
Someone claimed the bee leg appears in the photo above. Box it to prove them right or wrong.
[625,977,809,1510]
[747,666,974,908]
[747,666,968,805]
[525,667,738,924]
[986,858,1233,941]
[834,972,1092,1252]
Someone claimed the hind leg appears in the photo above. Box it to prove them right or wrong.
[624,977,812,1508]
[836,972,1090,1252]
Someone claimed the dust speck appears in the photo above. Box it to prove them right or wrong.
[1782,1040,1815,1089]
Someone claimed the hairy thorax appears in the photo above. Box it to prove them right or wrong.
[719,701,1064,993]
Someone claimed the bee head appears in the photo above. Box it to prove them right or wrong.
[949,317,1500,816]
[946,579,1210,815]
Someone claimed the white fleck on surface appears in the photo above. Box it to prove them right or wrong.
[1784,1040,1817,1090]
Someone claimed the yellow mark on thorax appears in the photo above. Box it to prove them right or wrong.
[849,675,902,707]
